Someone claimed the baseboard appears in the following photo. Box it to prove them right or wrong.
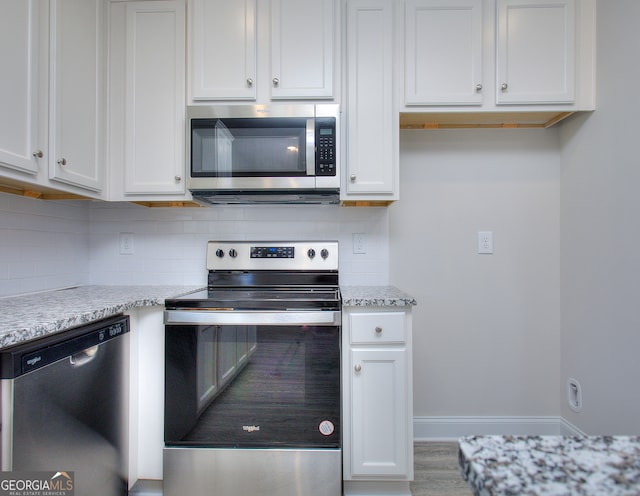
[413,416,585,440]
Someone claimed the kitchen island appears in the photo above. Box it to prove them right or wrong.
[459,435,640,495]
[0,285,201,348]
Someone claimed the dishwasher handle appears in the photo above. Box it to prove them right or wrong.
[69,345,99,368]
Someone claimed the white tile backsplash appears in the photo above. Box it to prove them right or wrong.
[0,193,91,297]
[88,202,390,287]
[0,191,390,297]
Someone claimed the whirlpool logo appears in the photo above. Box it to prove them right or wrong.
[242,425,260,433]
[0,471,74,496]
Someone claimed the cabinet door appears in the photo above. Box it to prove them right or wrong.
[496,0,576,104]
[270,0,334,99]
[350,348,408,476]
[0,0,42,176]
[345,0,397,198]
[122,0,186,195]
[49,0,104,192]
[405,0,483,105]
[190,0,256,100]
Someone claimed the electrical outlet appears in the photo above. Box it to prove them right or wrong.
[120,233,135,255]
[478,231,493,254]
[353,233,366,254]
[567,378,583,412]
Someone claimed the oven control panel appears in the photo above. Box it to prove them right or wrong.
[251,246,295,258]
[207,241,338,271]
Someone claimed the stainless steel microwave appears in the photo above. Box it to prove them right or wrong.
[186,104,340,205]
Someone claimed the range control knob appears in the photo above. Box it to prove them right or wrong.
[229,249,238,258]
[215,249,224,258]
[321,248,329,259]
[307,248,316,259]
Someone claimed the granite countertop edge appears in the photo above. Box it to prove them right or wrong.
[340,285,417,307]
[0,285,202,349]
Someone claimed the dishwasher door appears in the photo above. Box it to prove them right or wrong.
[0,314,130,496]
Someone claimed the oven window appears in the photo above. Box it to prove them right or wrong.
[165,324,340,448]
[191,118,307,177]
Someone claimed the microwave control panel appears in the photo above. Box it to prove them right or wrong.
[315,118,336,176]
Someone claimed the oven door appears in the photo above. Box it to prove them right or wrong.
[164,311,341,449]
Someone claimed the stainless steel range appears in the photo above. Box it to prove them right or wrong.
[163,241,341,496]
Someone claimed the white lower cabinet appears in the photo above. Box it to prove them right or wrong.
[343,307,414,495]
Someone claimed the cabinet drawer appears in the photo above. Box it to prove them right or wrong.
[350,312,405,344]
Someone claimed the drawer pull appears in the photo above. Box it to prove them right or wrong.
[375,326,382,334]
[354,364,362,372]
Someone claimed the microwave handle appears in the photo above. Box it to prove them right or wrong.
[306,118,315,176]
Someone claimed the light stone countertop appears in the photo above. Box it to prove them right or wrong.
[0,284,416,350]
[459,435,640,495]
[0,285,201,349]
[340,285,417,307]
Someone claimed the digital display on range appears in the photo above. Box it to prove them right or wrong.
[250,246,295,258]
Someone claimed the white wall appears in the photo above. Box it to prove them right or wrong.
[87,202,390,287]
[559,0,640,434]
[0,192,90,297]
[390,129,561,419]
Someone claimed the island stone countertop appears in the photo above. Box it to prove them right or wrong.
[340,285,417,307]
[459,435,640,495]
[0,285,202,349]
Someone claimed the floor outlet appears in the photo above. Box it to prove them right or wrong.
[353,233,366,254]
[567,378,583,412]
[120,233,135,255]
[478,231,493,254]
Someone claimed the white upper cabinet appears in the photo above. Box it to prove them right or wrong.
[496,0,575,104]
[48,0,104,192]
[405,0,483,106]
[190,0,256,100]
[343,0,398,202]
[108,0,187,199]
[270,0,334,99]
[0,0,43,176]
[402,0,595,116]
[189,0,336,102]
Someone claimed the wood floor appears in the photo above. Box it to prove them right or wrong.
[411,442,472,496]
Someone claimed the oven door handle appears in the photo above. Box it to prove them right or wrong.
[164,310,341,326]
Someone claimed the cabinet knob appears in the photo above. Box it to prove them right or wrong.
[174,175,182,182]
[32,150,43,159]
[350,174,356,181]
[57,158,67,166]
[501,83,508,91]
[375,326,382,334]
[354,364,362,372]
[246,78,254,87]
[475,83,483,92]
[272,77,280,87]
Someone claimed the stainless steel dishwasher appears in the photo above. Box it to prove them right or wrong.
[0,314,130,495]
